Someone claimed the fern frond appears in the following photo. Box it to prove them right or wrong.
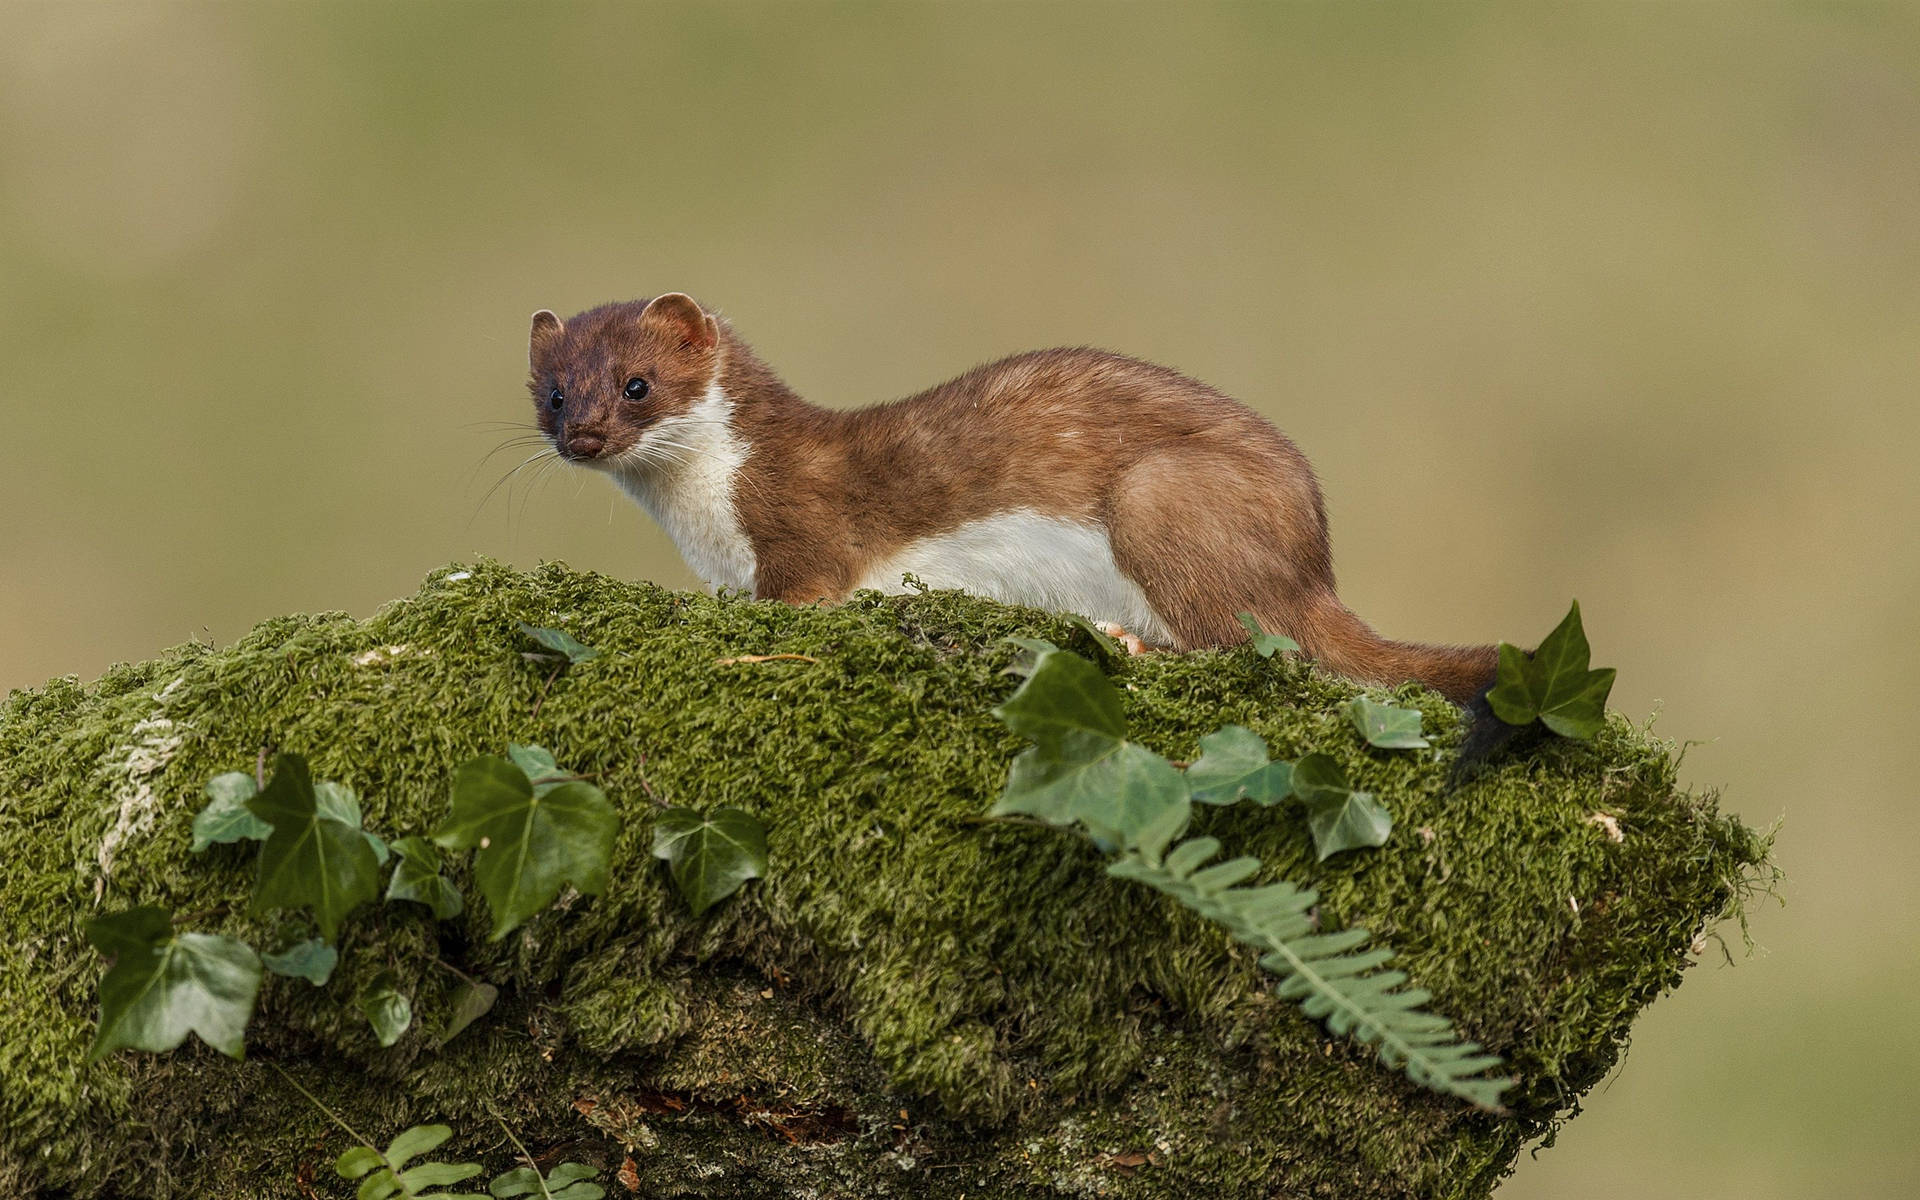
[1108,838,1512,1111]
[334,1123,486,1199]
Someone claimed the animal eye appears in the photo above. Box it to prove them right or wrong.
[623,377,649,401]
[548,388,564,410]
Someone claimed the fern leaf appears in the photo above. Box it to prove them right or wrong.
[1109,839,1512,1111]
[334,1121,487,1199]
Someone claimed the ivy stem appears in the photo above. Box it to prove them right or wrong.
[530,663,564,720]
[632,755,664,806]
[959,814,1080,834]
[490,1108,554,1199]
[267,1060,379,1154]
[430,956,480,987]
[170,904,229,926]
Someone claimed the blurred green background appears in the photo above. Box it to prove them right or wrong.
[2,2,1912,1195]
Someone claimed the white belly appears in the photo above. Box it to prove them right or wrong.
[854,509,1175,644]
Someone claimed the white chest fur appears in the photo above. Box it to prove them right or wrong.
[608,383,757,593]
[855,509,1175,644]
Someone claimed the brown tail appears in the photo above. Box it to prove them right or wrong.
[1274,594,1497,706]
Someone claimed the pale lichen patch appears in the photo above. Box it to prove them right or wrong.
[91,676,188,902]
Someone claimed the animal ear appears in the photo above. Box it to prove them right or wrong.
[639,293,718,353]
[529,310,564,358]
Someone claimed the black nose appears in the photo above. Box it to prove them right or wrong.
[566,431,606,459]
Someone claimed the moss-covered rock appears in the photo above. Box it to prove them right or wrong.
[0,561,1770,1199]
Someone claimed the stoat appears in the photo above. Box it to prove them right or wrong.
[527,293,1496,704]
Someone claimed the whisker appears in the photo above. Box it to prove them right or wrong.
[627,436,781,510]
[468,448,558,530]
[619,438,746,491]
[511,456,558,528]
[462,435,554,493]
[628,433,749,474]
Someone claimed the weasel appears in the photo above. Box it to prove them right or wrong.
[526,294,1497,704]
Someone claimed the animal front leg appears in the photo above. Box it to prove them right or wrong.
[752,557,850,606]
[1096,622,1159,656]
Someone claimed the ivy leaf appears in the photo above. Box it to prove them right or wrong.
[999,636,1061,677]
[433,756,619,940]
[1185,726,1293,806]
[261,937,337,986]
[993,647,1123,743]
[386,836,465,920]
[245,755,381,942]
[1291,753,1392,860]
[439,980,499,1045]
[314,780,392,865]
[1236,612,1300,658]
[1304,789,1393,862]
[505,743,565,794]
[518,622,599,664]
[652,807,769,918]
[190,772,271,851]
[990,649,1190,853]
[360,970,412,1047]
[491,1162,604,1198]
[1001,740,1190,852]
[1345,697,1430,750]
[1489,642,1532,717]
[1061,613,1125,662]
[1486,600,1617,739]
[87,906,262,1061]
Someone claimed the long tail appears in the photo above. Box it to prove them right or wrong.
[1278,594,1497,706]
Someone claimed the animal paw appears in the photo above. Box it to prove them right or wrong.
[1095,622,1154,656]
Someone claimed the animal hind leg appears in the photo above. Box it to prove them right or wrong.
[1103,446,1333,651]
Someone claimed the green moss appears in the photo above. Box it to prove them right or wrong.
[0,561,1772,1198]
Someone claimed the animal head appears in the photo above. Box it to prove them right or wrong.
[526,293,721,466]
